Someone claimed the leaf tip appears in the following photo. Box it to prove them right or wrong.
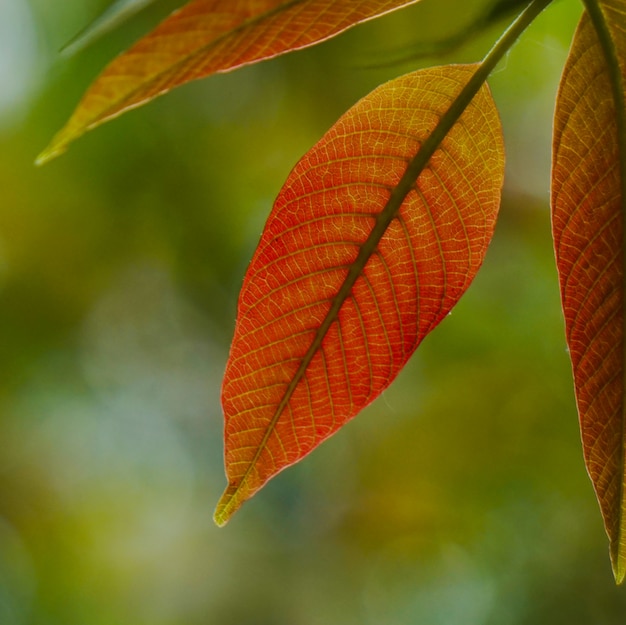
[611,546,626,585]
[35,139,68,167]
[213,482,244,527]
[212,509,229,528]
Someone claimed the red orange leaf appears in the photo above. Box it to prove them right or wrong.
[37,0,423,164]
[551,0,626,582]
[215,64,505,526]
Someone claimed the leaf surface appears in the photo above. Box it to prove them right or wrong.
[551,0,626,582]
[215,64,505,525]
[38,0,423,163]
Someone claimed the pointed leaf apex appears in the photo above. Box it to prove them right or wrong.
[213,483,243,527]
[611,542,626,584]
[35,134,70,166]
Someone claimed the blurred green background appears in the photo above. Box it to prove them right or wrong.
[2,0,625,623]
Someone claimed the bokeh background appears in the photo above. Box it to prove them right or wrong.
[2,0,625,623]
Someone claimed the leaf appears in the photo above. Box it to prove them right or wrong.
[37,0,423,164]
[551,0,626,583]
[61,0,166,56]
[214,64,505,526]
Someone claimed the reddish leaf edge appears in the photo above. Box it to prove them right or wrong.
[214,0,553,527]
[579,0,626,585]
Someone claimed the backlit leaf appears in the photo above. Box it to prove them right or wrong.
[551,0,626,583]
[37,0,423,164]
[215,64,505,526]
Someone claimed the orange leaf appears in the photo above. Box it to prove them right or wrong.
[37,0,423,164]
[215,64,505,526]
[551,0,626,583]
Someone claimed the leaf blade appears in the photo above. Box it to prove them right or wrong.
[215,64,505,526]
[551,0,626,583]
[37,0,423,164]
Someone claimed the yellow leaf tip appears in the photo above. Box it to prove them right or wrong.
[213,510,229,528]
[213,501,231,528]
[608,537,626,584]
[612,556,626,585]
[35,141,67,166]
[213,483,243,527]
